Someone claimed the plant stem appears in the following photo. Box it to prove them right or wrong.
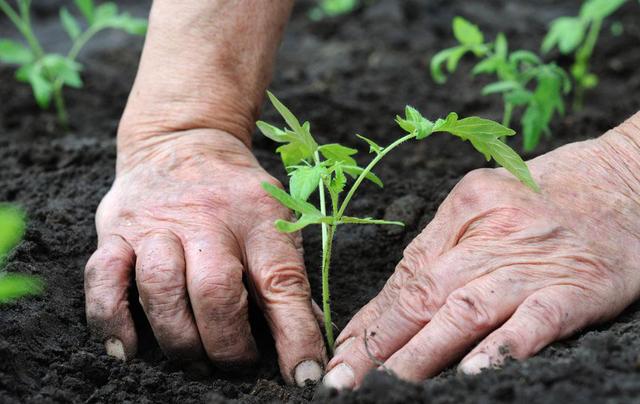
[313,151,334,350]
[573,18,601,111]
[52,85,68,128]
[0,0,44,59]
[321,224,336,351]
[337,133,415,218]
[502,102,513,128]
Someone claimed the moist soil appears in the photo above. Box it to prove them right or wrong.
[1,0,640,402]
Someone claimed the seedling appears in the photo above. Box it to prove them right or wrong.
[431,17,571,152]
[0,0,147,127]
[309,0,358,20]
[542,0,628,110]
[0,204,42,303]
[258,91,538,351]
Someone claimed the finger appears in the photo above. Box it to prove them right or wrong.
[333,210,459,351]
[245,223,326,387]
[135,230,206,363]
[325,245,492,389]
[458,285,603,374]
[383,273,537,382]
[84,235,137,360]
[185,236,258,366]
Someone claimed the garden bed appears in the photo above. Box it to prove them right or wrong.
[1,0,640,402]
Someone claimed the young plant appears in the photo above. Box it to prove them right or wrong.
[258,91,538,351]
[0,204,42,303]
[309,0,358,20]
[431,17,571,152]
[0,0,147,127]
[542,0,628,110]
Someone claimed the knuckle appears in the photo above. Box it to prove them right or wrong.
[451,168,495,206]
[258,264,311,302]
[441,288,494,333]
[190,270,243,304]
[520,297,565,333]
[397,274,440,324]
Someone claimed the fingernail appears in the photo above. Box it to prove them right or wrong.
[323,363,355,390]
[458,353,491,375]
[334,337,355,356]
[105,337,126,361]
[294,360,323,387]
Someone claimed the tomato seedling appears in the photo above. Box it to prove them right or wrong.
[431,17,571,152]
[0,0,147,128]
[542,0,628,110]
[258,91,538,351]
[0,204,42,304]
[309,0,359,20]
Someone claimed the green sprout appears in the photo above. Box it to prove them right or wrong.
[0,0,147,128]
[431,17,571,152]
[0,204,42,304]
[258,92,538,351]
[309,0,358,20]
[542,0,628,110]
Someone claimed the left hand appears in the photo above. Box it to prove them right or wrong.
[322,118,640,389]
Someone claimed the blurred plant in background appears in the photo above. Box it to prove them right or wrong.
[0,204,42,303]
[542,0,629,109]
[0,0,147,128]
[309,0,359,20]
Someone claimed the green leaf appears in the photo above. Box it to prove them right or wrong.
[482,80,521,95]
[21,65,53,108]
[262,91,318,166]
[256,121,288,143]
[274,213,331,233]
[504,89,533,105]
[542,17,585,54]
[328,164,347,195]
[342,165,384,188]
[430,47,457,84]
[289,165,322,202]
[580,0,627,20]
[0,273,43,304]
[435,115,515,140]
[94,2,118,24]
[433,115,537,191]
[356,134,383,154]
[0,205,25,262]
[452,17,484,46]
[446,45,470,73]
[267,90,303,134]
[494,33,508,60]
[42,55,83,88]
[74,0,95,24]
[100,13,148,35]
[60,8,82,40]
[340,217,404,226]
[318,144,358,166]
[471,56,499,75]
[522,102,545,152]
[483,138,540,192]
[0,39,32,64]
[396,106,434,139]
[509,50,541,66]
[261,182,321,216]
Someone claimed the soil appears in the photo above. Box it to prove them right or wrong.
[1,0,640,402]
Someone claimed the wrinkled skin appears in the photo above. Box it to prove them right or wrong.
[84,129,326,385]
[323,119,640,389]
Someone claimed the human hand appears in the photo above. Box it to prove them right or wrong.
[84,129,326,386]
[323,116,640,389]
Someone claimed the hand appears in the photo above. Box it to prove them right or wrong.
[323,117,640,389]
[84,129,326,386]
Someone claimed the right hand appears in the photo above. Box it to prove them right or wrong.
[84,129,326,386]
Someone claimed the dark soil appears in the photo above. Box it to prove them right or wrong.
[1,0,640,402]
